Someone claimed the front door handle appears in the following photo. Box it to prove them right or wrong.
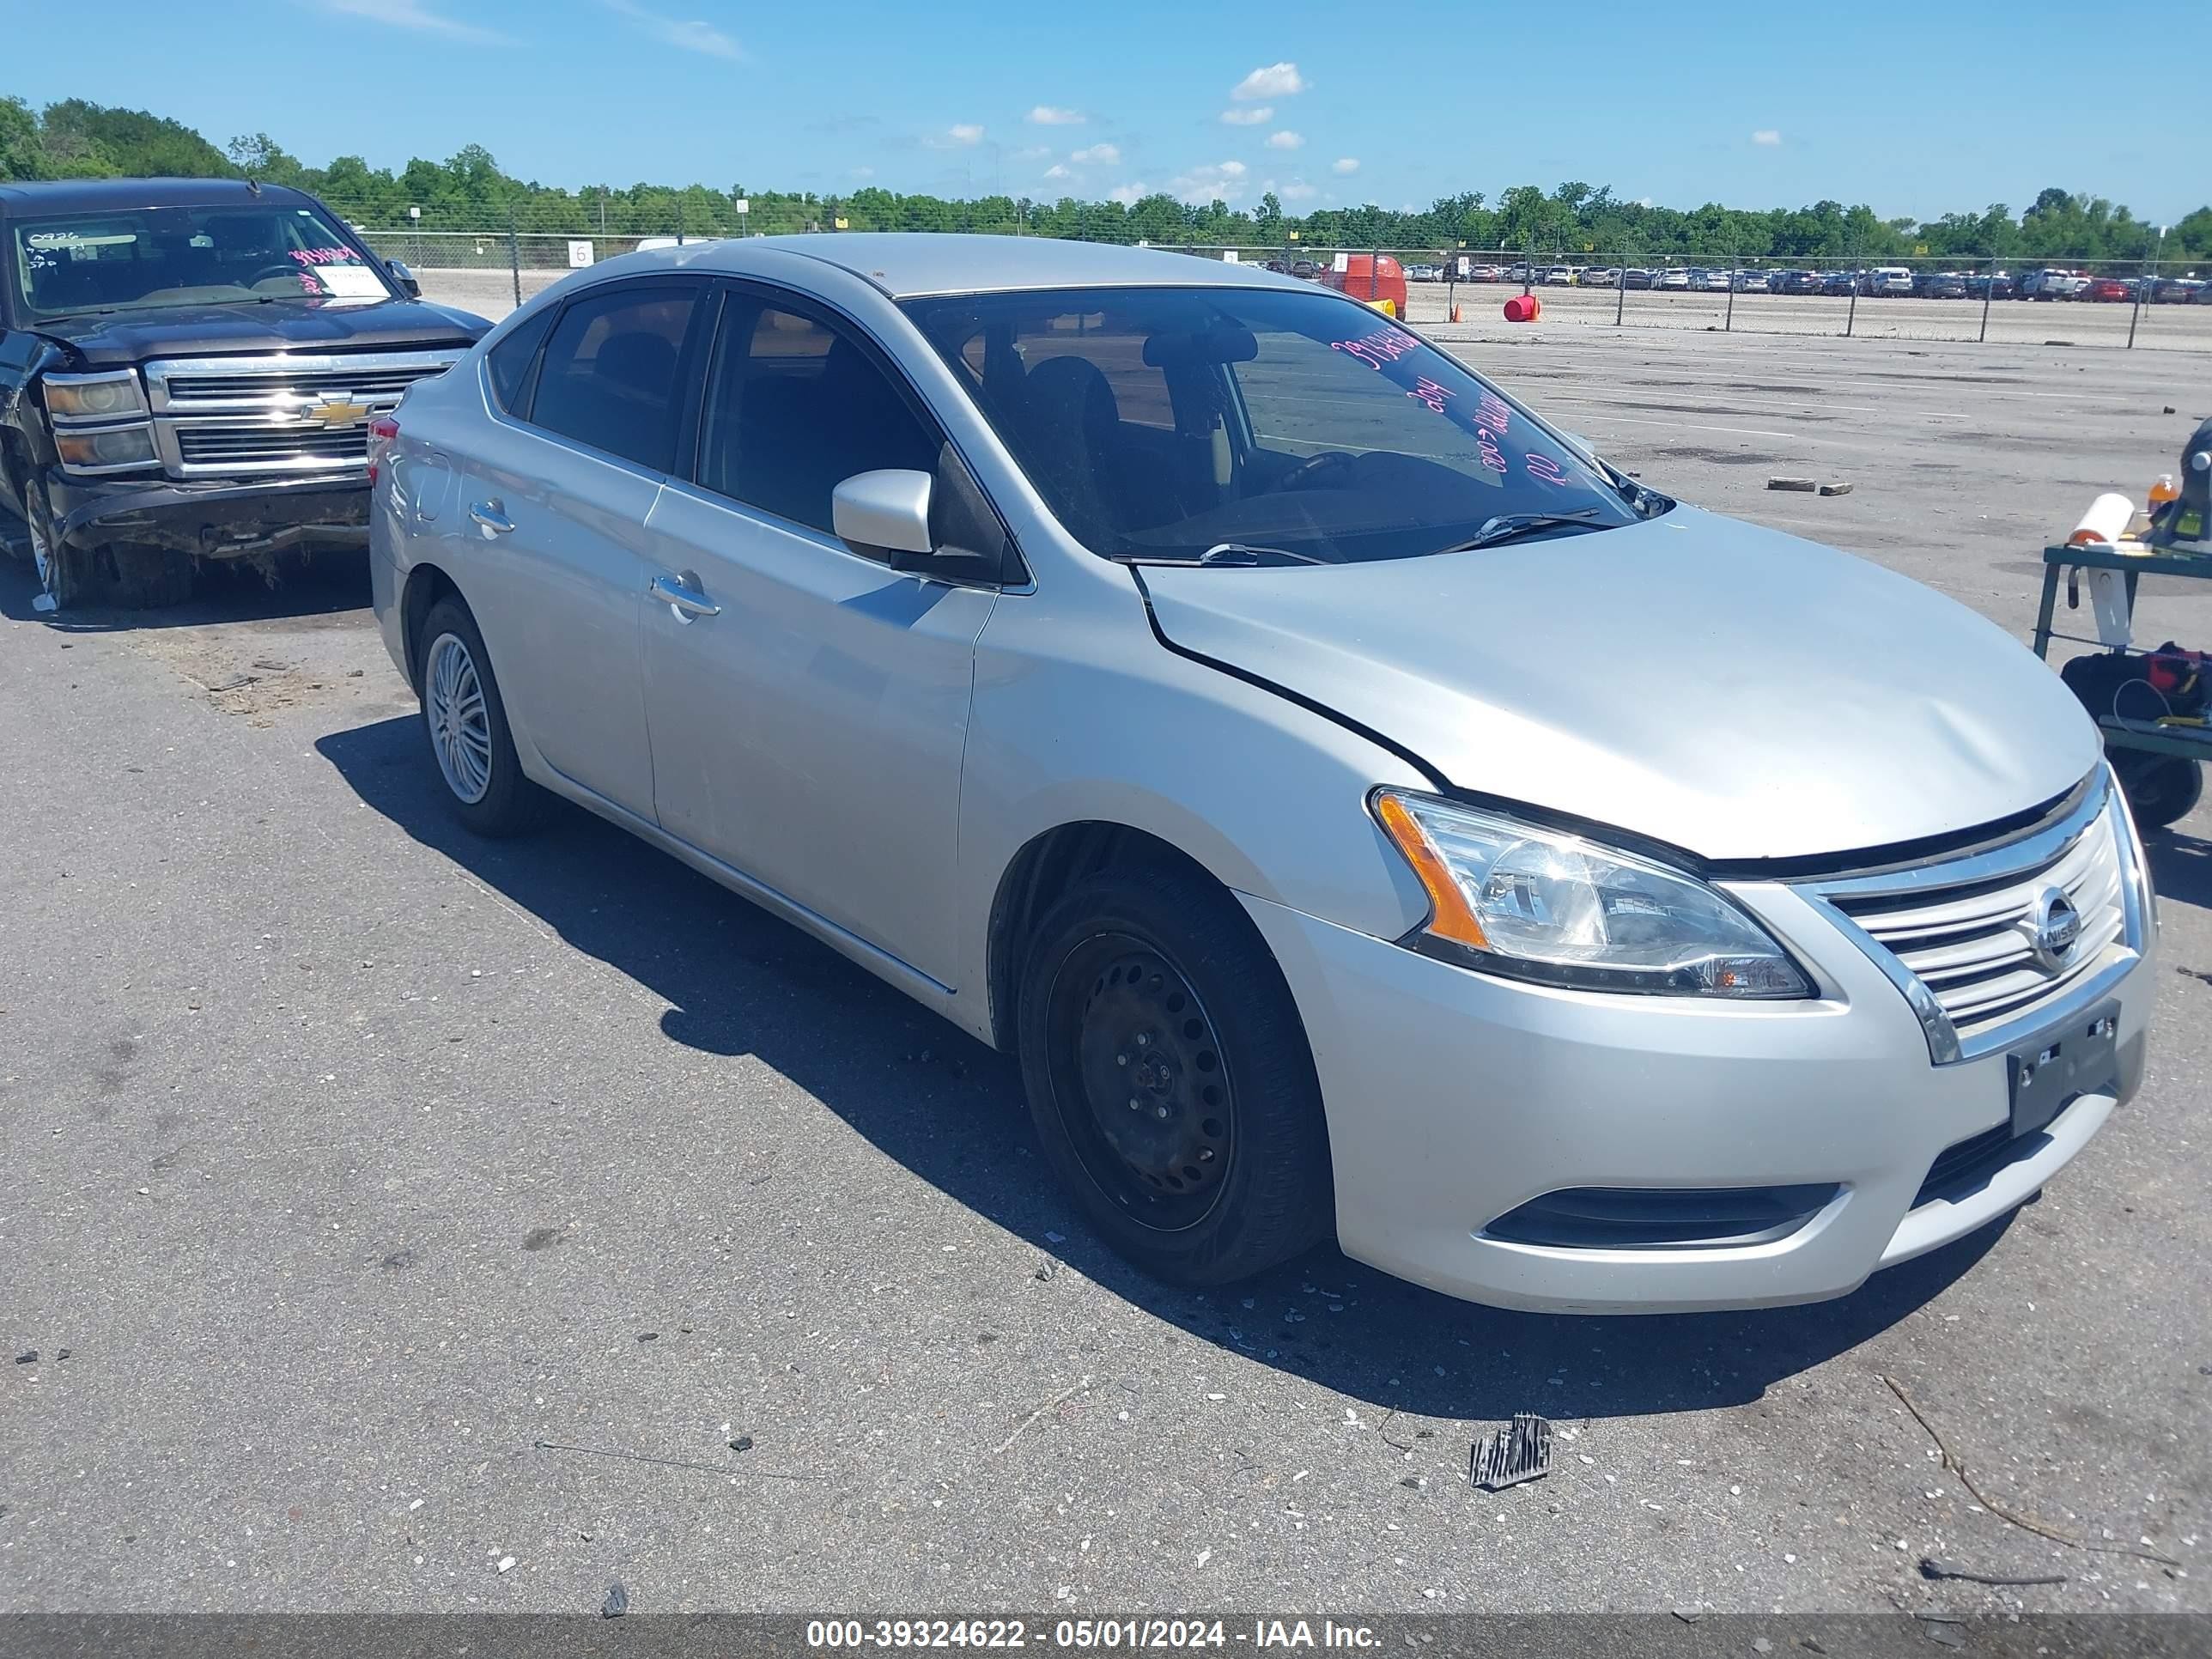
[651,572,721,621]
[469,500,515,535]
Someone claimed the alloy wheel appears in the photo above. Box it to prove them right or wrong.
[424,632,494,805]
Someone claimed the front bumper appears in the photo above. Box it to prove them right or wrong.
[48,468,370,559]
[1243,872,2154,1315]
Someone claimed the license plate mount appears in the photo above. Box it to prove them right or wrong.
[2008,1000,2120,1139]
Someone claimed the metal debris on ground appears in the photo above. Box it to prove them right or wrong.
[1919,1557,2067,1587]
[728,1434,753,1453]
[1767,477,1819,492]
[1034,1255,1059,1282]
[1818,481,1854,495]
[1468,1413,1552,1491]
[602,1581,629,1619]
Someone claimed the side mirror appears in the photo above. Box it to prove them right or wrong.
[833,469,936,561]
[387,259,422,299]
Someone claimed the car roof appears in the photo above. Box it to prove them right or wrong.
[0,177,318,216]
[629,232,1310,300]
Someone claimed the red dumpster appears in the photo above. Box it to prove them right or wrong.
[1322,253,1408,319]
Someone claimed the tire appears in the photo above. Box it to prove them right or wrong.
[1016,860,1334,1285]
[413,595,545,836]
[2113,752,2203,831]
[20,473,88,611]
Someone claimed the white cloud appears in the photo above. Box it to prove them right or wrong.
[1109,182,1151,204]
[1043,163,1074,179]
[1265,130,1304,150]
[925,123,986,149]
[1219,106,1272,125]
[1071,143,1120,166]
[323,0,508,42]
[1028,105,1085,125]
[1168,160,1249,204]
[1280,182,1317,202]
[1752,129,1782,146]
[1331,156,1359,175]
[1232,62,1306,100]
[601,0,740,59]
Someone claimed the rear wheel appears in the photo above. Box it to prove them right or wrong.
[1017,861,1333,1285]
[414,596,545,836]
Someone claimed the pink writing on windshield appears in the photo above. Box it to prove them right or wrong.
[289,247,358,266]
[1406,375,1453,413]
[1474,390,1512,472]
[1330,327,1419,370]
[1525,453,1569,486]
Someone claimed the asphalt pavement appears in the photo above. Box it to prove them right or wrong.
[2,331,2208,1620]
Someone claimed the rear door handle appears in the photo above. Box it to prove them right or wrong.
[469,500,515,535]
[651,572,721,620]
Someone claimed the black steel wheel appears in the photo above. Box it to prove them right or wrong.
[2114,751,2203,830]
[1017,860,1333,1285]
[1045,933,1238,1231]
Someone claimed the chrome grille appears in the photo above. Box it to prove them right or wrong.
[142,349,463,478]
[1801,779,2146,1063]
[175,422,371,470]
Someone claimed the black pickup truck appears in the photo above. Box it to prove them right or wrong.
[1,177,489,609]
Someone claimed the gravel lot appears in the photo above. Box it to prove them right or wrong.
[3,324,2209,1622]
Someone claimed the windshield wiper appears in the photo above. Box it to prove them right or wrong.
[1437,508,1610,555]
[1112,543,1330,568]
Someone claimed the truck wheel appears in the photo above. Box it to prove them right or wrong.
[21,475,88,611]
[2114,753,2203,830]
[96,544,194,609]
[1017,860,1334,1286]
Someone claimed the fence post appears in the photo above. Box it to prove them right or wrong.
[2127,258,2148,349]
[1615,257,1626,326]
[1844,251,1859,339]
[507,214,521,310]
[1724,249,1737,332]
[1978,256,1996,343]
[676,202,685,246]
[1522,247,1531,298]
[1370,248,1379,303]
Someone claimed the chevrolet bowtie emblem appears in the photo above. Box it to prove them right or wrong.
[307,398,370,427]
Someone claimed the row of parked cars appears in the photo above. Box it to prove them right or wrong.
[1407,261,2208,302]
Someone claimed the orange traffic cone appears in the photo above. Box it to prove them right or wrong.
[1449,303,1463,323]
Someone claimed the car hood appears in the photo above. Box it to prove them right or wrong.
[31,296,489,368]
[1140,506,2098,864]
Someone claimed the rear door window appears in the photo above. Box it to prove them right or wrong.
[527,283,701,471]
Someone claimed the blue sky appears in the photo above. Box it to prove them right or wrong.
[9,0,2205,222]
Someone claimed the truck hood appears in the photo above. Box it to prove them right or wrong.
[31,296,489,368]
[1141,506,2098,864]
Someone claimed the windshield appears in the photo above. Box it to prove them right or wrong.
[901,284,1639,565]
[9,201,392,319]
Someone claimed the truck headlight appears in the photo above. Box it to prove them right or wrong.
[1372,789,1811,998]
[44,371,147,422]
[54,425,158,471]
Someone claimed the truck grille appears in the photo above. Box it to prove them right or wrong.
[1801,779,2143,1063]
[142,349,463,479]
[174,422,372,470]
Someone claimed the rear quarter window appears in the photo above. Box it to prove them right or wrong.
[485,305,555,416]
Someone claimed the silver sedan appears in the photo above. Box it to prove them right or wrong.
[368,235,2157,1312]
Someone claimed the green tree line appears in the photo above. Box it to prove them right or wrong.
[7,94,2209,267]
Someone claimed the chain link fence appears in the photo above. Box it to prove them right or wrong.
[363,228,2212,354]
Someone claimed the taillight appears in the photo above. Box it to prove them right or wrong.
[367,415,400,484]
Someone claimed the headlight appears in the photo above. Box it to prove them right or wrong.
[54,425,158,471]
[1372,790,1811,998]
[44,372,147,422]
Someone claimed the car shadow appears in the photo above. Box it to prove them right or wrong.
[0,537,369,630]
[318,711,2008,1424]
[2147,825,2212,913]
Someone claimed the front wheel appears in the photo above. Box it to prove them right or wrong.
[414,596,545,836]
[21,474,86,611]
[1017,861,1334,1285]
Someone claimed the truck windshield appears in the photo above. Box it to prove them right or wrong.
[9,202,392,319]
[902,284,1638,566]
